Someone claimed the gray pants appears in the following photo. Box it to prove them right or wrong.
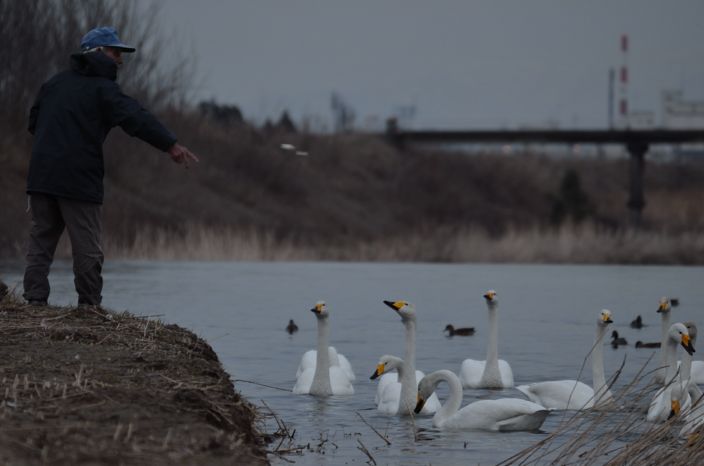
[23,194,103,305]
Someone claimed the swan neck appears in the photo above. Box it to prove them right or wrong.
[312,317,331,394]
[485,303,499,368]
[431,370,463,426]
[664,338,678,384]
[659,312,670,361]
[592,324,608,396]
[399,318,417,414]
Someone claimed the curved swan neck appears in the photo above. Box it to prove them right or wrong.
[485,303,499,368]
[311,317,331,395]
[664,337,678,384]
[429,370,463,425]
[403,318,417,368]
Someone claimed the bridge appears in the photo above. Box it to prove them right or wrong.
[385,121,704,225]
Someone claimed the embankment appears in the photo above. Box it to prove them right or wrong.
[0,292,268,465]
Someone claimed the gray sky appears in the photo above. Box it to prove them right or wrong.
[155,0,704,130]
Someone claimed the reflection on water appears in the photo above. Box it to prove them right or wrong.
[1,261,703,465]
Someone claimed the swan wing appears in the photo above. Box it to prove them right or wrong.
[375,372,398,404]
[517,380,594,410]
[329,366,355,395]
[296,350,317,378]
[459,359,485,388]
[498,359,515,387]
[377,380,401,415]
[336,353,356,381]
[292,367,315,395]
[440,398,548,431]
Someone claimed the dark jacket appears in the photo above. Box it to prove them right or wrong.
[27,51,177,204]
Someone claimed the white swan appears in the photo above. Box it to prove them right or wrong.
[516,309,615,410]
[370,355,441,415]
[655,297,673,384]
[292,301,354,396]
[296,347,355,381]
[682,322,703,401]
[415,370,549,431]
[646,322,695,422]
[679,390,704,438]
[381,300,439,415]
[459,290,514,388]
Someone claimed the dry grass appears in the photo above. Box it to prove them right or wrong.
[499,358,704,466]
[87,223,704,264]
[0,291,268,465]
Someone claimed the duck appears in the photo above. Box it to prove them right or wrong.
[285,319,298,334]
[630,315,644,329]
[646,322,694,422]
[292,301,354,396]
[611,330,628,348]
[444,324,475,337]
[370,355,440,415]
[635,341,661,349]
[380,300,439,415]
[459,290,514,388]
[415,370,549,431]
[655,297,673,384]
[516,309,615,410]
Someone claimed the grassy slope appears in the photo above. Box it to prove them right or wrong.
[2,110,704,263]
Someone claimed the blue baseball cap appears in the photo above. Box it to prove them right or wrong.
[80,27,136,53]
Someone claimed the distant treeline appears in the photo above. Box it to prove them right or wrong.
[2,0,704,263]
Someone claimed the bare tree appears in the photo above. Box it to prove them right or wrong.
[0,0,195,141]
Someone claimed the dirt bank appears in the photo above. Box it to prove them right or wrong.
[0,293,268,465]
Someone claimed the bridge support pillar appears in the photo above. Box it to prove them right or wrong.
[626,142,648,227]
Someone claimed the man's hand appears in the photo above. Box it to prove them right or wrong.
[167,143,200,167]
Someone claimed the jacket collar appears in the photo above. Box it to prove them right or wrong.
[70,51,118,81]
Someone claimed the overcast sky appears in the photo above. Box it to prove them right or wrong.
[154,0,704,130]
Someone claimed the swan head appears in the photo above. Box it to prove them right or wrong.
[599,309,614,327]
[369,354,403,380]
[310,300,329,319]
[383,300,416,320]
[668,322,695,356]
[657,297,671,314]
[483,289,498,308]
[414,375,436,414]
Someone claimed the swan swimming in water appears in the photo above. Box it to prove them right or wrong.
[380,300,439,415]
[370,354,440,415]
[646,322,695,422]
[459,290,514,388]
[516,309,615,410]
[415,370,549,431]
[292,301,354,396]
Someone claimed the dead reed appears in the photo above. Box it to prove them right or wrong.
[499,356,703,466]
[0,291,267,465]
[95,222,704,264]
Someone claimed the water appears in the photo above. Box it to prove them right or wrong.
[1,261,703,465]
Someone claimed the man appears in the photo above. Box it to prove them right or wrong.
[23,26,199,308]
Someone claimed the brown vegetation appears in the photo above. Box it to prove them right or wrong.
[2,1,704,264]
[0,292,267,465]
[500,358,703,465]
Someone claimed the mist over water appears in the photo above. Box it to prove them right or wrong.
[2,261,703,464]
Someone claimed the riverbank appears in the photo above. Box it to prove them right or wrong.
[0,292,268,465]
